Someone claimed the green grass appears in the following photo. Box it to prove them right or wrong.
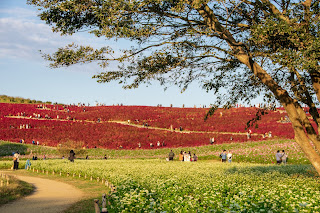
[0,174,34,206]
[0,139,310,164]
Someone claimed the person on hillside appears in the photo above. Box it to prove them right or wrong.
[168,150,175,161]
[179,151,184,161]
[275,150,283,164]
[138,142,141,148]
[220,150,227,162]
[246,132,251,139]
[281,150,288,165]
[227,151,233,163]
[69,150,76,162]
[13,151,20,170]
[193,153,198,162]
[104,155,107,160]
[86,155,89,160]
[210,137,215,144]
[170,124,173,131]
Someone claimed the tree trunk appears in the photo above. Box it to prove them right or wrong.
[236,46,320,175]
[284,103,320,174]
[295,103,320,152]
[196,2,320,175]
[311,73,320,134]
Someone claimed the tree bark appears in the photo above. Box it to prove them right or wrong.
[288,107,320,174]
[311,73,320,134]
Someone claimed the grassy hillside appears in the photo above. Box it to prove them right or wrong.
[0,139,310,164]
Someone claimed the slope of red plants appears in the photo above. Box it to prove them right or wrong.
[0,103,296,149]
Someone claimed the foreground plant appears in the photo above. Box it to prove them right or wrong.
[15,159,319,212]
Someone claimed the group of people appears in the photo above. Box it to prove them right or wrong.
[220,150,233,163]
[179,151,198,162]
[32,140,40,145]
[149,141,166,148]
[276,150,288,164]
[167,150,198,161]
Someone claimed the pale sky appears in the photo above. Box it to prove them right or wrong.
[0,0,260,107]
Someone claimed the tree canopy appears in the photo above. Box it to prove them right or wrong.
[28,0,320,174]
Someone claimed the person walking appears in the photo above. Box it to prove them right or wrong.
[69,150,76,162]
[168,150,175,161]
[281,150,288,165]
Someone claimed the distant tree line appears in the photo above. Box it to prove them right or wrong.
[0,95,52,104]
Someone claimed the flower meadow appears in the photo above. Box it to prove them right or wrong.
[3,159,319,212]
[0,103,300,149]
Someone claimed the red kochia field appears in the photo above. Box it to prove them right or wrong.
[0,103,296,149]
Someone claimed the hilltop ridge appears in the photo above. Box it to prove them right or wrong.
[0,95,52,104]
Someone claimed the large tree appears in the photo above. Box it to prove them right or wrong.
[28,0,320,173]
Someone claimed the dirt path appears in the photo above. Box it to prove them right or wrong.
[0,174,84,213]
[7,115,262,136]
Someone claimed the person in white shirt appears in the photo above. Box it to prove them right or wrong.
[184,151,191,162]
[281,150,288,165]
[227,151,233,163]
[13,152,20,170]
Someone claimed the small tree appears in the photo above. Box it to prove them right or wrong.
[28,0,320,174]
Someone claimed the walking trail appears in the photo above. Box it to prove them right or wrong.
[0,173,84,213]
[7,115,262,136]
